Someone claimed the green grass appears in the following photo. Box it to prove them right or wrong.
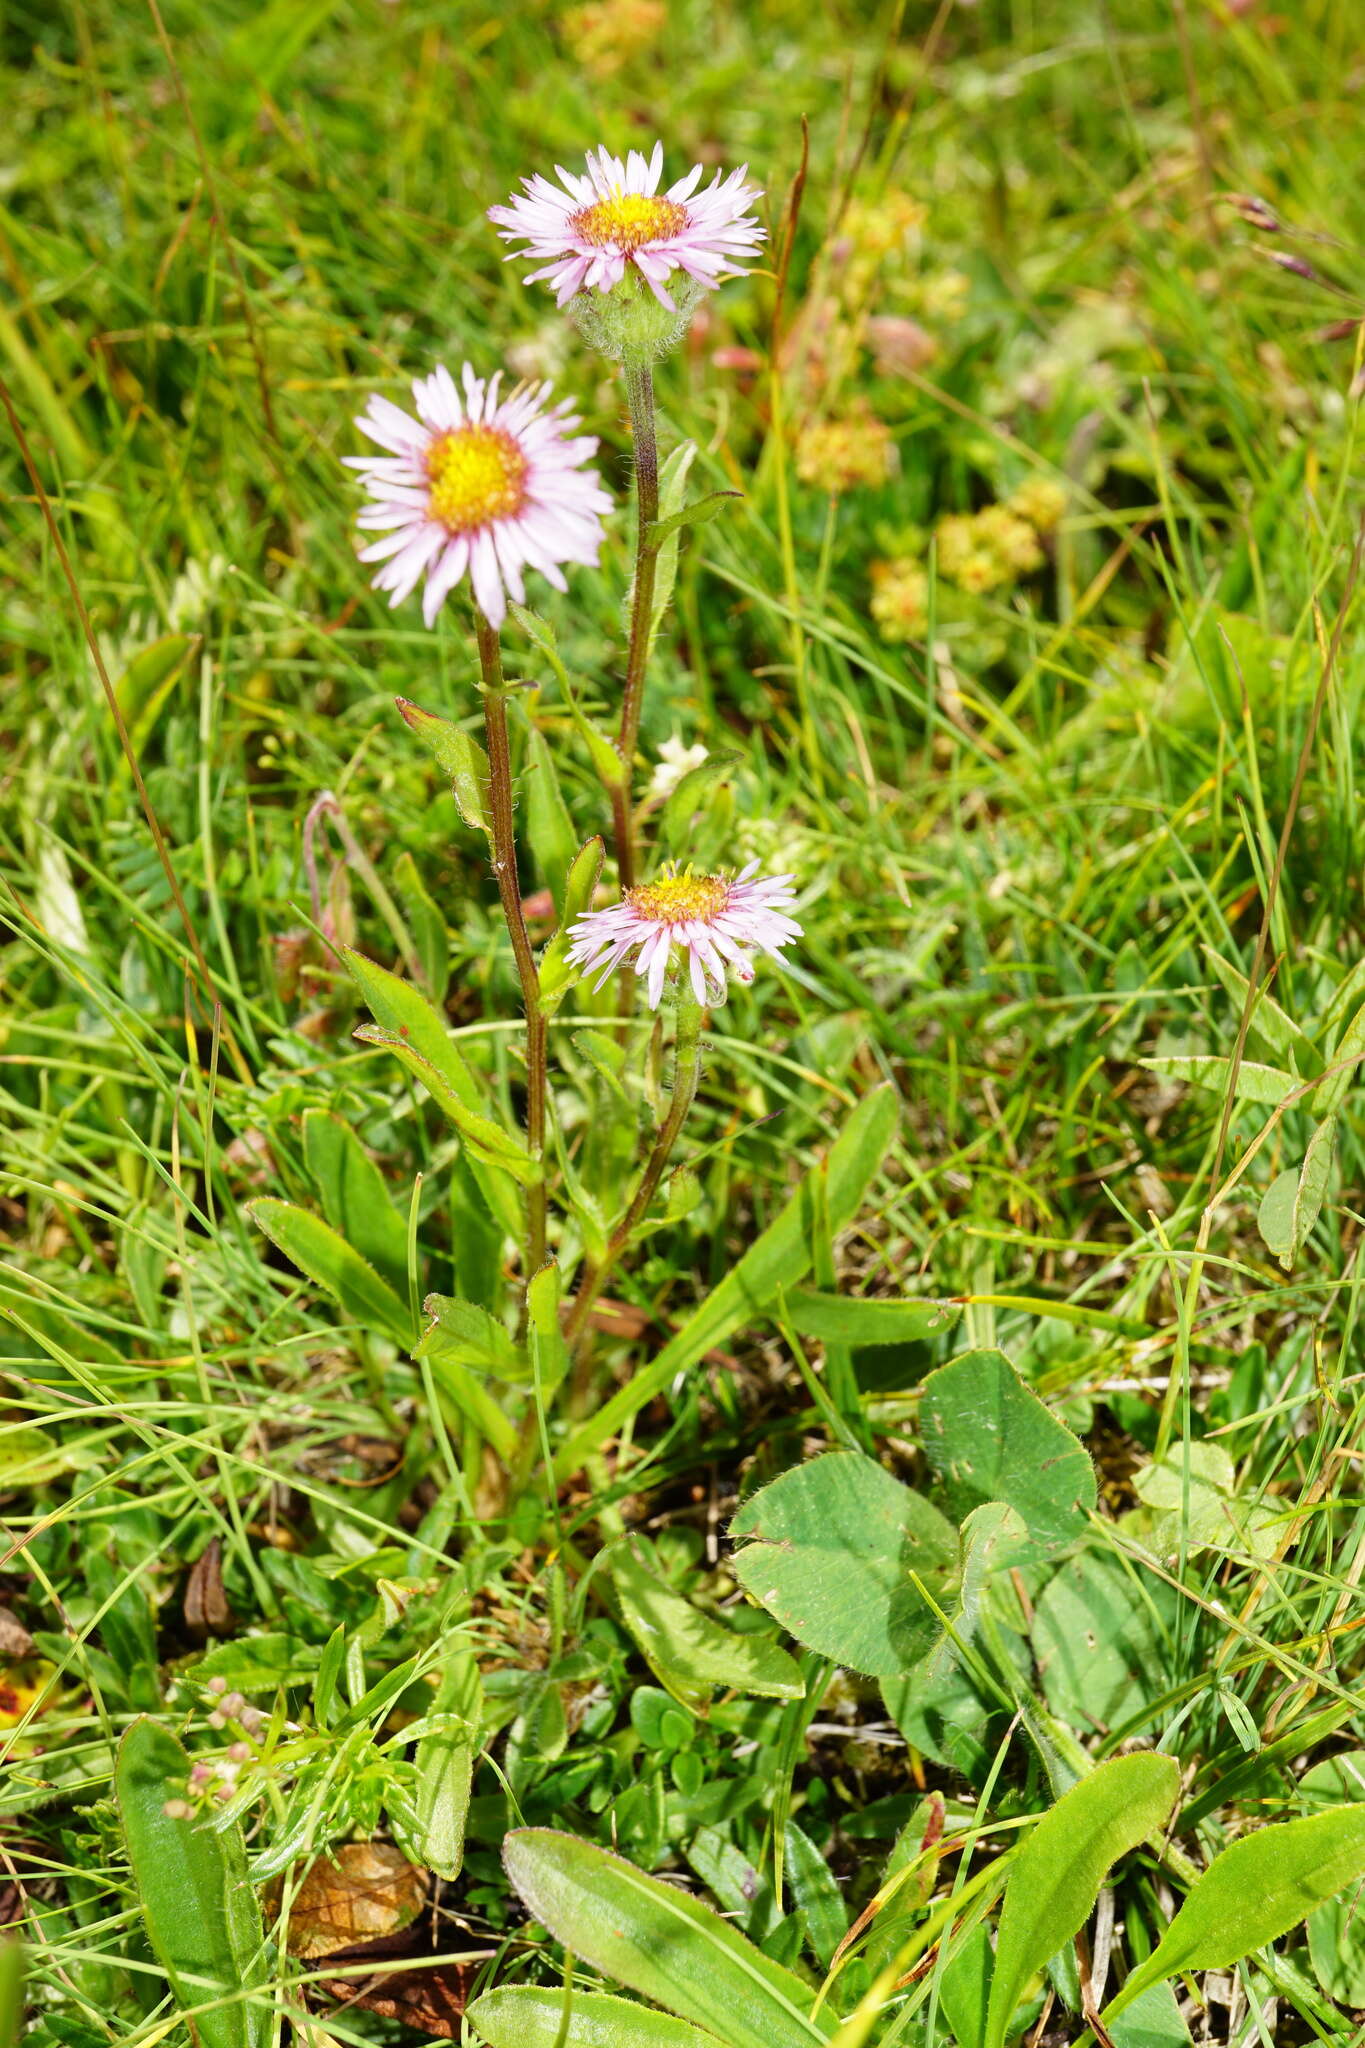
[6,0,1365,2043]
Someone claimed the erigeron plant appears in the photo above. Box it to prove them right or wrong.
[252,138,816,1494]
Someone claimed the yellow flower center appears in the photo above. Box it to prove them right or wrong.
[627,872,728,923]
[426,426,528,533]
[570,191,687,253]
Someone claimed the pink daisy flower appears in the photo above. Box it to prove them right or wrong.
[566,863,802,1010]
[489,142,765,311]
[346,362,612,630]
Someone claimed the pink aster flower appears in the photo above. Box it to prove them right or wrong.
[346,362,612,630]
[489,142,765,311]
[565,862,801,1009]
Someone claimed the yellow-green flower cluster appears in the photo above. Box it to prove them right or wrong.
[869,559,929,644]
[869,480,1067,645]
[795,408,896,494]
[1005,476,1067,534]
[561,0,665,74]
[841,192,928,266]
[935,482,1065,595]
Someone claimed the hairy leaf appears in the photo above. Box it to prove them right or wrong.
[116,1719,269,2048]
[471,1986,724,2048]
[396,697,492,833]
[502,1830,833,2047]
[1106,1807,1365,2021]
[984,1754,1180,2048]
[249,1197,413,1346]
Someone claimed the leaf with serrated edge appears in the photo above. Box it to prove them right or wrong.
[418,1292,528,1380]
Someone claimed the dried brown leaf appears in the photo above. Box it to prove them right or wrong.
[184,1539,233,1639]
[273,1842,428,1959]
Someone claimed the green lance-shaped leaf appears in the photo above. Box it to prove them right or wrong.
[392,847,449,996]
[420,1291,528,1380]
[249,1197,413,1347]
[471,1986,725,2048]
[939,1922,993,2048]
[0,1940,22,2048]
[783,1290,960,1348]
[115,1719,270,2048]
[354,1024,540,1187]
[340,944,520,1236]
[540,836,606,1008]
[1104,1806,1365,2024]
[920,1348,1096,1558]
[1314,993,1365,1115]
[1201,946,1316,1070]
[983,1752,1180,2048]
[639,439,697,659]
[554,1084,898,1480]
[1140,1056,1294,1107]
[396,696,492,833]
[303,1108,409,1297]
[527,1259,571,1397]
[502,1830,834,2048]
[783,1821,848,1972]
[524,720,579,920]
[731,1452,959,1678]
[608,1535,805,1707]
[1256,1113,1336,1269]
[113,632,198,772]
[511,602,626,793]
[407,1645,480,1882]
[645,489,743,548]
[340,945,480,1105]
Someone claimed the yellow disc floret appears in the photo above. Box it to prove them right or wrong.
[570,192,687,252]
[627,869,728,923]
[426,426,529,534]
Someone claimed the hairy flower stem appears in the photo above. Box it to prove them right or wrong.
[612,352,661,892]
[476,612,548,1282]
[565,992,702,1392]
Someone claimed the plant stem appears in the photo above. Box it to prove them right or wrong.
[564,992,703,1371]
[613,351,661,891]
[475,612,548,1282]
